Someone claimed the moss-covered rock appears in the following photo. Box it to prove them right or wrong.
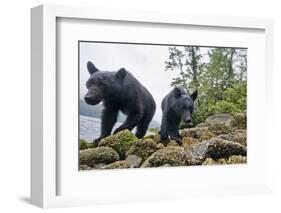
[181,126,215,141]
[101,161,130,169]
[141,146,188,167]
[126,138,163,161]
[98,130,138,159]
[218,129,247,146]
[203,155,247,165]
[205,113,236,134]
[125,155,142,168]
[79,147,119,166]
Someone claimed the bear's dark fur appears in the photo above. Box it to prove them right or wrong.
[160,87,198,145]
[84,61,156,143]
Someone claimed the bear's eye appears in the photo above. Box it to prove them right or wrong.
[184,105,193,112]
[96,81,105,87]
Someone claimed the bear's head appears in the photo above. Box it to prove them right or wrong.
[84,61,127,105]
[172,87,198,127]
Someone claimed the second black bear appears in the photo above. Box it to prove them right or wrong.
[84,61,156,143]
[160,87,198,145]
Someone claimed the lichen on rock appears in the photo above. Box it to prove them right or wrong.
[98,130,138,159]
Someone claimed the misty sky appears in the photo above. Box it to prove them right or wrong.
[79,42,206,123]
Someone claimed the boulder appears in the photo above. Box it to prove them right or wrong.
[102,161,130,169]
[204,137,246,160]
[141,146,188,167]
[126,155,142,168]
[180,126,215,141]
[79,147,119,166]
[98,130,138,159]
[218,129,247,146]
[126,138,163,161]
[186,137,247,164]
[205,113,236,134]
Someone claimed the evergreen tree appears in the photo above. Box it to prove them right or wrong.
[165,46,247,125]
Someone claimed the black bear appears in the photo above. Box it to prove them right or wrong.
[84,61,156,143]
[160,86,198,145]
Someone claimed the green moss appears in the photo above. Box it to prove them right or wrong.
[126,138,162,161]
[79,139,96,150]
[79,147,119,165]
[98,130,138,159]
[79,139,90,150]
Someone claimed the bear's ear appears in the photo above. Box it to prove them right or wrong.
[116,68,127,80]
[87,61,99,74]
[191,90,198,101]
[173,87,182,97]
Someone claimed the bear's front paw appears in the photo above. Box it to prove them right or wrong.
[176,138,183,146]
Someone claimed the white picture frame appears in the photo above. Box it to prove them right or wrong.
[31,4,274,208]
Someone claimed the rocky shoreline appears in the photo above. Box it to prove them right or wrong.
[79,112,247,170]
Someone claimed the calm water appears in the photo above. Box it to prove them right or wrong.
[79,115,122,142]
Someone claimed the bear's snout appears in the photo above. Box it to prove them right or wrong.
[84,96,101,105]
[184,118,191,124]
